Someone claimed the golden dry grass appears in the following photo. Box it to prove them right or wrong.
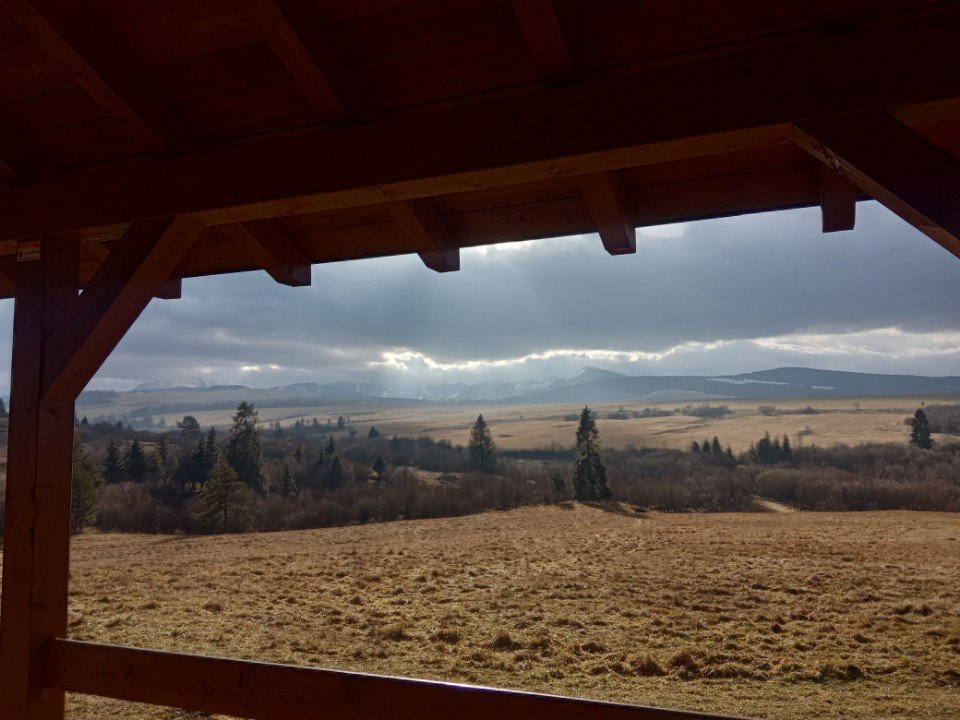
[47,506,960,719]
[131,395,960,454]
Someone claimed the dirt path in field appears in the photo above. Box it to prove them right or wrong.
[755,497,796,512]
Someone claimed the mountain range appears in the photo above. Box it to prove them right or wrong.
[130,367,960,404]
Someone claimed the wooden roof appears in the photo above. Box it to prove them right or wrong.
[1,0,960,297]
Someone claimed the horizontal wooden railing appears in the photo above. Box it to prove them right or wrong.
[44,639,748,720]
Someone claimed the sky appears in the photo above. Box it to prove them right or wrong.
[0,201,959,392]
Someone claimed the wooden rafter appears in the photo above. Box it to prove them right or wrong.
[46,639,731,720]
[1,17,959,241]
[241,0,355,124]
[818,164,857,232]
[42,217,205,401]
[580,171,636,255]
[223,221,311,286]
[0,0,199,155]
[511,0,574,86]
[795,111,960,256]
[387,200,460,273]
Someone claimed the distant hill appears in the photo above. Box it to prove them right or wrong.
[122,367,960,410]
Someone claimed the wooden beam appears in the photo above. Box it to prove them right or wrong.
[42,217,205,401]
[45,639,740,720]
[0,237,78,720]
[581,171,636,255]
[511,0,574,86]
[387,200,459,272]
[154,277,182,300]
[818,164,856,232]
[0,0,199,155]
[240,0,355,124]
[795,111,960,256]
[223,221,311,286]
[1,18,960,240]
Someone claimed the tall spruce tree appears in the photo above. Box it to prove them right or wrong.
[466,414,497,472]
[572,407,612,501]
[103,441,125,484]
[273,461,297,497]
[226,401,264,492]
[910,408,934,449]
[71,437,103,534]
[176,415,201,439]
[125,438,148,482]
[198,457,252,533]
[151,434,173,487]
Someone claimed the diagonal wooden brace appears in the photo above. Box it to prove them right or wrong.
[42,216,205,401]
[795,111,960,256]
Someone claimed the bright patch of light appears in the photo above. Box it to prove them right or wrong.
[240,365,261,372]
[370,340,734,373]
[752,328,960,359]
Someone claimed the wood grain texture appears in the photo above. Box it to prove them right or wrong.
[42,217,205,401]
[0,17,959,240]
[581,171,636,254]
[796,111,960,255]
[223,220,311,286]
[0,237,77,720]
[44,639,747,720]
[818,164,857,232]
[387,199,459,272]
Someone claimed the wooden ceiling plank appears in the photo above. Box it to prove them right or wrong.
[511,0,574,86]
[387,199,459,272]
[223,221,312,286]
[795,110,960,257]
[41,216,205,401]
[0,0,199,155]
[2,17,960,240]
[580,171,636,255]
[818,164,856,232]
[241,0,353,124]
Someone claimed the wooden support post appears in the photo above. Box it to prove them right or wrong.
[581,171,636,255]
[0,237,79,720]
[387,200,460,273]
[795,111,960,256]
[818,164,856,232]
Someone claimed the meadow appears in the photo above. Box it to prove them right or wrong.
[42,505,960,720]
[96,394,960,454]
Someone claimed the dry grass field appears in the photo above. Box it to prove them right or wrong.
[22,505,958,719]
[122,395,960,454]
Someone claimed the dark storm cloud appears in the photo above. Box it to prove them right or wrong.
[1,202,958,388]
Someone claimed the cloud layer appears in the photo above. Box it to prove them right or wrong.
[0,202,958,390]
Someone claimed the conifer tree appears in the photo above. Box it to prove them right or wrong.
[711,436,723,454]
[176,415,201,439]
[273,461,296,497]
[467,414,497,472]
[780,434,792,461]
[372,455,387,480]
[368,426,381,439]
[326,436,335,455]
[910,408,934,449]
[103,441,125,484]
[71,437,103,533]
[690,440,701,453]
[151,435,173,488]
[226,402,263,492]
[572,406,612,501]
[198,457,252,533]
[125,438,148,482]
[324,456,346,489]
